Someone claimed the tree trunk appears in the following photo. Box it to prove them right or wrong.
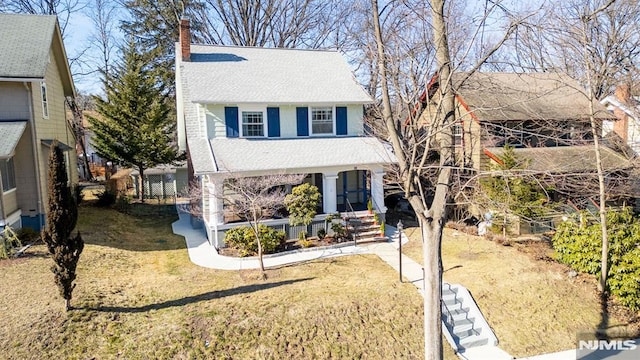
[138,166,145,202]
[65,298,71,311]
[371,0,453,358]
[66,97,93,181]
[427,1,456,358]
[580,16,609,293]
[252,209,266,279]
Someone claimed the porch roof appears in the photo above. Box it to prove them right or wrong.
[206,136,396,174]
[0,121,27,158]
[484,145,632,173]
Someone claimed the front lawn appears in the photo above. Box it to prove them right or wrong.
[0,205,428,359]
[402,226,640,357]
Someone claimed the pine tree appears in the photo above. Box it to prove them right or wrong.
[41,142,84,311]
[88,40,182,201]
[120,0,210,93]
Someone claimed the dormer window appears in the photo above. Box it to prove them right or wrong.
[41,82,49,118]
[241,111,264,137]
[311,107,333,135]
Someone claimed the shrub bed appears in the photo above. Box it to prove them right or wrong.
[224,225,286,257]
[552,208,640,310]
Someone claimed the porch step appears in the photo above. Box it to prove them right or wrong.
[344,212,388,244]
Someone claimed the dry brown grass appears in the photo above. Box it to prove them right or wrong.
[402,226,640,358]
[1,205,433,359]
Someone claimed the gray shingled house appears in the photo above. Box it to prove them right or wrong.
[175,19,396,248]
[0,14,77,231]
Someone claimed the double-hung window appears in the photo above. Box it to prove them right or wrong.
[241,111,264,137]
[311,107,333,135]
[0,158,17,192]
[453,123,463,146]
[41,82,49,118]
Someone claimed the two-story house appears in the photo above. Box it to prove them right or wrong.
[175,19,395,248]
[0,14,77,231]
[418,72,626,173]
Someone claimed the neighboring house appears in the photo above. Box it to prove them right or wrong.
[415,72,634,230]
[420,72,620,172]
[175,19,395,248]
[600,85,640,156]
[0,14,78,231]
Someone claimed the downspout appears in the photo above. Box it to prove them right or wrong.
[24,82,44,231]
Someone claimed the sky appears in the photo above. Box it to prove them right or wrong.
[62,4,125,95]
[58,0,525,96]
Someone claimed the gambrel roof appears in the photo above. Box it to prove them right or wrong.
[181,45,372,105]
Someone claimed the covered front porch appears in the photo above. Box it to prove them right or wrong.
[201,167,387,248]
[190,136,395,248]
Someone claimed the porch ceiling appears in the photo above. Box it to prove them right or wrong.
[209,136,396,174]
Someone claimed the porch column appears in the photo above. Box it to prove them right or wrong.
[371,169,387,213]
[322,172,338,214]
[207,180,224,225]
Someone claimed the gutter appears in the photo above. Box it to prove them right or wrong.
[0,77,42,82]
[24,82,44,231]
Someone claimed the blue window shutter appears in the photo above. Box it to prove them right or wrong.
[225,106,239,137]
[336,106,348,135]
[267,107,280,137]
[296,107,309,136]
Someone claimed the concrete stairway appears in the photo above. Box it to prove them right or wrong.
[442,283,503,355]
[345,212,388,243]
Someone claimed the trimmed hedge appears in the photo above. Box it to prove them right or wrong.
[224,225,286,257]
[552,208,640,310]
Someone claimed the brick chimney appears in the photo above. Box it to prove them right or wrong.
[179,18,191,62]
[613,84,631,142]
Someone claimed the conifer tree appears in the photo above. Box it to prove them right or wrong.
[41,142,84,311]
[88,39,182,201]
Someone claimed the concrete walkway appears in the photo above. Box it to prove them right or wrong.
[172,211,576,360]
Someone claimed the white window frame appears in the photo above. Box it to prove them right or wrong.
[239,107,266,138]
[41,82,49,119]
[453,122,463,146]
[0,157,17,193]
[309,106,335,136]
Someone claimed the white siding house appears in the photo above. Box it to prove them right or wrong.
[175,19,395,248]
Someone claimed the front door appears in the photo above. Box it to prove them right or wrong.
[337,170,369,212]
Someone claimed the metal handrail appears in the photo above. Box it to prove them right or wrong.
[344,198,360,245]
[441,290,456,330]
[344,197,358,219]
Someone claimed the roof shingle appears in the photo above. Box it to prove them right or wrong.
[208,137,395,174]
[0,14,57,79]
[485,145,632,173]
[454,73,614,122]
[0,121,27,158]
[181,45,372,104]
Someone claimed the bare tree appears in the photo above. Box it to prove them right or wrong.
[370,0,524,358]
[199,0,343,48]
[219,174,305,278]
[510,0,640,292]
[0,0,85,35]
[86,0,120,79]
